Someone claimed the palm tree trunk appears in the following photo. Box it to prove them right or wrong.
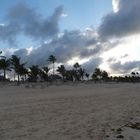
[14,70,15,81]
[24,74,26,81]
[3,69,6,80]
[18,74,20,85]
[62,75,64,82]
[53,62,55,75]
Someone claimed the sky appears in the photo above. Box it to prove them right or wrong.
[0,0,140,75]
[0,0,112,30]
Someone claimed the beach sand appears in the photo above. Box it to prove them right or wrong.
[0,82,140,140]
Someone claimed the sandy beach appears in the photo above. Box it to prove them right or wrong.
[0,82,140,140]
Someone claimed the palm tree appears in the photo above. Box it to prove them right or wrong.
[102,70,109,81]
[73,62,80,71]
[0,58,11,80]
[95,68,102,77]
[73,62,81,81]
[65,70,74,81]
[28,65,40,82]
[19,66,28,82]
[57,65,66,81]
[42,66,50,75]
[11,55,19,81]
[92,68,102,83]
[10,55,26,83]
[85,73,89,80]
[48,55,56,76]
[78,68,85,81]
[40,66,50,81]
[131,72,135,77]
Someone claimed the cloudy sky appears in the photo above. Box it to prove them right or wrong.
[0,0,140,75]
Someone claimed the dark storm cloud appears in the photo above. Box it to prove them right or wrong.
[3,1,140,75]
[99,0,140,40]
[0,3,63,43]
[82,57,102,73]
[12,28,121,68]
[107,54,129,63]
[14,48,28,63]
[13,30,100,66]
[110,60,140,73]
[0,22,20,44]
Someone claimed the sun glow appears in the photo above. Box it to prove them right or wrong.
[112,0,120,13]
[26,47,33,55]
[67,56,91,66]
[100,34,140,74]
[102,34,140,61]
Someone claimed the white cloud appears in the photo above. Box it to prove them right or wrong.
[1,1,140,75]
[99,0,140,40]
[0,23,5,26]
[112,0,120,13]
[61,13,68,17]
[0,3,64,44]
[110,61,140,74]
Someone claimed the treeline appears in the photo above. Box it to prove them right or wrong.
[0,54,89,83]
[0,52,140,83]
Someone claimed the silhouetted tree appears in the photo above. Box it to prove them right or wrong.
[39,66,50,81]
[92,68,102,83]
[136,72,139,76]
[85,73,90,80]
[48,55,56,76]
[65,70,74,81]
[0,58,11,80]
[131,72,135,76]
[73,62,81,81]
[73,62,80,71]
[19,66,28,82]
[78,68,85,80]
[57,65,66,81]
[10,55,26,83]
[102,70,109,81]
[28,65,40,82]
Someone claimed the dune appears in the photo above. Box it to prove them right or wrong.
[0,82,140,140]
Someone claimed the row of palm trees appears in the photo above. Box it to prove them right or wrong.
[92,68,109,82]
[0,53,90,83]
[0,55,27,83]
[0,51,140,83]
[0,54,56,81]
[110,74,140,83]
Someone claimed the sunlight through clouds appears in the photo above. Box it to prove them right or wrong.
[112,0,120,13]
[0,0,140,75]
[100,34,140,74]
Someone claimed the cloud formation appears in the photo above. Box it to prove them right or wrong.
[83,57,102,73]
[99,0,140,40]
[0,3,104,71]
[1,1,140,75]
[13,29,102,67]
[0,23,20,44]
[0,3,64,44]
[110,61,140,73]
